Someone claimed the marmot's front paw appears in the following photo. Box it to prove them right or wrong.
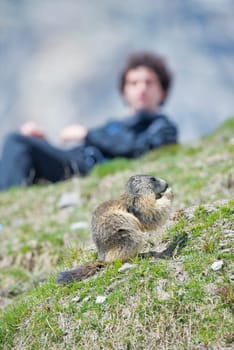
[163,187,174,201]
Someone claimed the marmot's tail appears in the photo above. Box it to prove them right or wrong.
[57,261,106,284]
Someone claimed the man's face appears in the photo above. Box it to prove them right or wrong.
[123,66,165,113]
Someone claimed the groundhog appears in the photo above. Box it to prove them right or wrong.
[57,174,174,284]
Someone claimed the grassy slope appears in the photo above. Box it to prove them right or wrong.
[0,118,233,350]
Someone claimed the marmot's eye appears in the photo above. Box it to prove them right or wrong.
[150,177,157,182]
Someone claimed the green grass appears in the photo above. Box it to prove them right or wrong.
[0,117,233,349]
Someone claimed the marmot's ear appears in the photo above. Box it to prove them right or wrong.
[128,182,139,195]
[125,177,140,195]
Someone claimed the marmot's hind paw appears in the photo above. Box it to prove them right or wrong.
[139,232,188,260]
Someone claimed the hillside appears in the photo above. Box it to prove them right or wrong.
[0,118,233,349]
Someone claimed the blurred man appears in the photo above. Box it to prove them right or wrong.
[0,52,178,191]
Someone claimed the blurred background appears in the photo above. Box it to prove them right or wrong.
[0,0,233,148]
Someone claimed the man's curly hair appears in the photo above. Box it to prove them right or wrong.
[119,52,173,105]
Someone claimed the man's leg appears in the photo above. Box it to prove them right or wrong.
[0,133,69,191]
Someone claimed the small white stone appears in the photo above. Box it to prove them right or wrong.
[118,263,137,273]
[96,295,107,304]
[157,290,171,300]
[70,221,89,230]
[57,192,81,209]
[71,295,81,302]
[83,296,90,303]
[211,260,224,271]
[221,248,232,253]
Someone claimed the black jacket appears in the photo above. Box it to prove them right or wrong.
[85,110,178,159]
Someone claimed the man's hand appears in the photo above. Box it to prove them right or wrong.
[60,124,88,144]
[20,121,45,139]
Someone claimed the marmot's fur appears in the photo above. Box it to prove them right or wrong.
[57,174,173,284]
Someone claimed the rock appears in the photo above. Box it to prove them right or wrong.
[82,296,90,303]
[57,192,81,209]
[71,295,81,302]
[69,222,89,230]
[118,263,137,273]
[96,295,107,304]
[211,260,224,271]
[220,248,232,253]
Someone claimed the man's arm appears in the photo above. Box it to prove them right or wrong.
[20,121,88,145]
[137,115,178,150]
[20,121,46,139]
[85,114,178,159]
[60,124,88,144]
